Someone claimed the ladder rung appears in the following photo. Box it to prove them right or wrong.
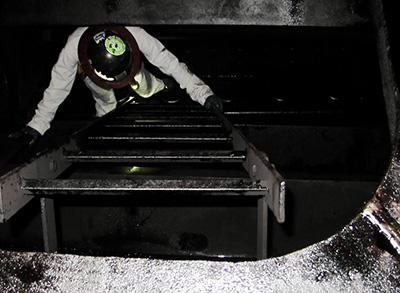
[115,115,216,120]
[122,106,208,114]
[64,150,246,163]
[22,178,267,196]
[86,135,232,143]
[103,123,222,129]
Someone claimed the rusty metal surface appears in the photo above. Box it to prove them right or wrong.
[363,146,400,255]
[0,215,399,292]
[0,0,368,27]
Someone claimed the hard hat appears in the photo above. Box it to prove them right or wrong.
[78,26,141,89]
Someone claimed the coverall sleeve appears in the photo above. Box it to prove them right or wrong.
[27,29,83,135]
[130,27,214,106]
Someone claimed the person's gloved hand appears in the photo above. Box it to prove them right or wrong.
[9,126,41,147]
[204,95,223,111]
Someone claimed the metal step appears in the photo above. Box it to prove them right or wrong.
[64,149,246,163]
[114,113,216,121]
[86,134,232,143]
[121,105,211,114]
[22,178,267,196]
[103,122,222,129]
[2,102,284,260]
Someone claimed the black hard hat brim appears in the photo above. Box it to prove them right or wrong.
[78,26,141,89]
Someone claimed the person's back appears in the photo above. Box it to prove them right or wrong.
[9,26,223,146]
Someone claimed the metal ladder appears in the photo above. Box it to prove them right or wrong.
[1,99,285,259]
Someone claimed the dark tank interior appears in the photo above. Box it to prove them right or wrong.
[0,0,396,261]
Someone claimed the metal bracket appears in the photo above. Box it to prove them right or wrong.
[0,140,76,222]
[212,105,285,223]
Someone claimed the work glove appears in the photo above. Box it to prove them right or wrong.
[159,77,184,104]
[9,126,41,147]
[204,95,223,112]
[163,77,178,93]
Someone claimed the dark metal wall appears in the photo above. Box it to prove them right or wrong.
[0,0,373,132]
[0,0,368,27]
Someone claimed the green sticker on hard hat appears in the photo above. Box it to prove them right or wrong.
[105,36,126,56]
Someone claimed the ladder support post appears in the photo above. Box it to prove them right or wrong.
[40,197,58,253]
[257,196,268,259]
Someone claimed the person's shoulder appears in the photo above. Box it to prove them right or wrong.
[62,27,88,52]
[124,26,145,35]
[124,26,142,30]
[69,27,88,40]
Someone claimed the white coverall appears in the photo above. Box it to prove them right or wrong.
[27,26,214,135]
